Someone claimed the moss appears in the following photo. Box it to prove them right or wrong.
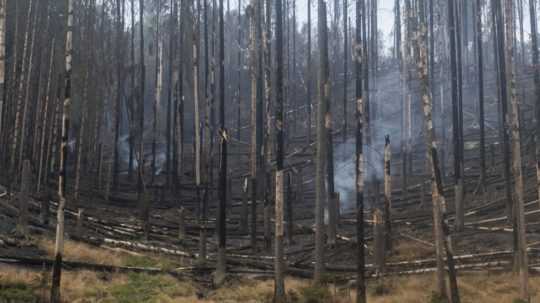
[102,273,194,303]
[0,282,39,303]
[428,292,448,303]
[298,285,332,303]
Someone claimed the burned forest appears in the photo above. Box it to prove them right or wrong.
[1,0,540,302]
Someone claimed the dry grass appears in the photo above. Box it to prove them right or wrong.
[38,238,126,266]
[2,260,540,302]
[0,230,534,303]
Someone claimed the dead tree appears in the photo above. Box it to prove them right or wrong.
[214,0,227,287]
[274,0,285,300]
[475,0,486,197]
[504,0,529,300]
[0,0,5,142]
[236,0,242,140]
[138,0,146,195]
[383,135,392,250]
[530,0,540,202]
[314,0,329,284]
[306,0,312,145]
[248,0,263,252]
[50,0,73,301]
[355,0,366,301]
[448,0,464,232]
[419,0,460,301]
[16,160,32,236]
[112,0,125,190]
[263,0,273,251]
[152,2,162,183]
[342,0,348,141]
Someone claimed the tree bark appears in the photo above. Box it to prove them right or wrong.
[50,0,73,300]
[214,0,227,287]
[504,0,529,300]
[355,0,366,301]
[314,0,329,284]
[530,0,540,204]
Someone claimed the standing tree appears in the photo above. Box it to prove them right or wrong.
[354,1,366,301]
[314,0,329,284]
[50,0,73,301]
[503,0,529,300]
[214,0,227,287]
[530,0,540,202]
[274,0,286,300]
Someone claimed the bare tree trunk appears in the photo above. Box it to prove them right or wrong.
[0,0,5,145]
[214,0,227,286]
[236,0,242,141]
[355,1,366,301]
[342,0,348,141]
[138,0,146,195]
[475,0,486,198]
[50,0,73,300]
[263,0,272,252]
[530,0,540,203]
[274,0,285,300]
[419,1,460,301]
[383,135,392,251]
[504,0,529,300]
[16,160,32,236]
[314,0,329,284]
[37,39,56,194]
[306,0,312,145]
[112,0,125,190]
[152,4,162,183]
[248,0,263,252]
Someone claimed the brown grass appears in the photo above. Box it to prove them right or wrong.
[3,229,534,303]
[3,254,540,303]
[38,238,126,266]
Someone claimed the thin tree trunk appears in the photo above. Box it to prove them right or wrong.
[384,135,392,251]
[274,0,285,300]
[50,0,73,300]
[419,1,460,301]
[0,0,5,145]
[314,0,329,284]
[355,1,366,301]
[504,0,529,300]
[138,0,146,195]
[214,0,227,286]
[306,0,312,145]
[530,0,540,203]
[476,0,486,198]
[37,39,56,194]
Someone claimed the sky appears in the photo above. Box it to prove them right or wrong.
[229,0,397,49]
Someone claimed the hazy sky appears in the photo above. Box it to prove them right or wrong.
[229,0,396,48]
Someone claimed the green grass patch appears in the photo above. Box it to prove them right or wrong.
[298,285,332,303]
[104,273,194,303]
[0,282,39,303]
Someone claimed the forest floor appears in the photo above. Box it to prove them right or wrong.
[1,234,539,303]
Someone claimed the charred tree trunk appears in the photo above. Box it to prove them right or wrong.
[138,0,146,195]
[274,0,285,300]
[214,0,227,287]
[504,0,529,300]
[314,0,329,284]
[355,0,366,301]
[50,0,73,300]
[530,0,540,203]
[420,1,460,301]
[383,135,392,251]
[476,0,486,198]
